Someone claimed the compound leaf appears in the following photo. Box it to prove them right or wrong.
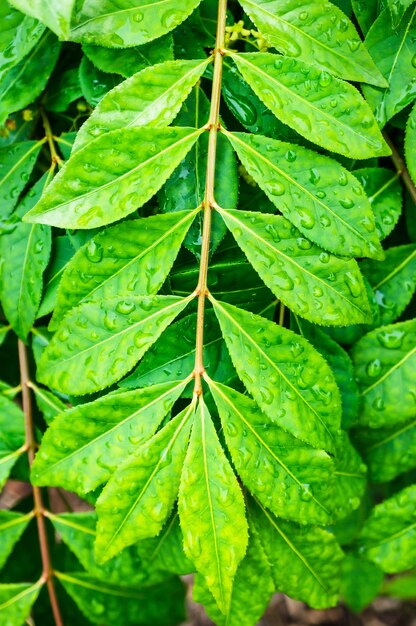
[69,0,203,47]
[211,299,341,452]
[31,379,187,493]
[352,319,416,428]
[50,209,198,329]
[179,399,248,614]
[218,208,372,326]
[95,403,194,562]
[229,52,389,158]
[73,58,210,152]
[24,127,203,229]
[357,484,416,573]
[238,0,387,85]
[225,131,382,259]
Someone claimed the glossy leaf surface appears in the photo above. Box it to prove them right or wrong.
[0,140,42,218]
[0,511,32,571]
[0,581,43,626]
[229,52,389,158]
[212,299,341,452]
[179,399,248,614]
[25,127,202,229]
[218,208,372,326]
[405,102,416,184]
[0,5,45,76]
[31,380,187,493]
[8,0,75,38]
[0,395,25,489]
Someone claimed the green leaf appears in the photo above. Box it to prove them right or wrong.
[211,299,341,453]
[331,431,367,519]
[95,403,194,562]
[217,208,372,326]
[0,326,10,347]
[55,571,186,626]
[49,512,165,585]
[193,527,274,626]
[295,319,360,429]
[357,484,416,573]
[30,383,67,425]
[50,209,198,329]
[388,0,416,29]
[354,418,416,482]
[0,140,42,218]
[352,319,416,428]
[0,4,45,76]
[24,127,203,229]
[362,7,416,126]
[8,0,75,38]
[37,236,75,318]
[383,572,416,599]
[228,52,389,159]
[405,101,416,184]
[238,0,387,85]
[31,379,187,493]
[178,399,248,614]
[0,176,51,340]
[351,0,386,34]
[208,380,336,525]
[79,55,122,107]
[69,0,203,47]
[0,581,43,626]
[0,31,61,126]
[82,35,173,78]
[44,68,83,113]
[353,167,402,241]
[224,131,382,259]
[0,395,25,489]
[74,58,210,152]
[250,498,344,609]
[341,556,384,612]
[0,511,32,571]
[159,85,238,256]
[361,244,416,325]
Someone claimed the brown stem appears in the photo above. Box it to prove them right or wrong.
[40,109,63,166]
[18,340,64,626]
[193,0,227,396]
[383,131,416,205]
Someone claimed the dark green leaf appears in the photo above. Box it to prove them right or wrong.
[79,55,122,107]
[341,556,384,612]
[0,395,25,489]
[0,4,45,75]
[0,140,42,218]
[354,167,402,241]
[0,511,32,571]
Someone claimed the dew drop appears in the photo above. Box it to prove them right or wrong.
[85,240,103,263]
[366,359,382,378]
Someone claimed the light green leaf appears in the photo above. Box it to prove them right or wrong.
[50,209,198,329]
[228,52,389,159]
[251,498,344,609]
[96,403,194,562]
[238,0,387,85]
[388,0,416,29]
[361,244,416,325]
[405,101,416,184]
[211,299,341,453]
[8,0,75,38]
[354,418,416,482]
[353,167,402,241]
[362,7,416,126]
[383,572,416,600]
[79,55,122,107]
[37,236,75,318]
[31,379,187,493]
[0,31,61,126]
[0,395,25,489]
[208,380,335,525]
[341,556,384,612]
[55,571,186,626]
[82,34,173,78]
[0,511,32,571]
[48,512,165,585]
[0,581,43,626]
[357,484,416,573]
[352,319,416,428]
[73,58,210,152]
[0,140,42,218]
[0,4,45,76]
[24,127,202,229]
[351,0,384,34]
[0,175,51,340]
[30,383,67,425]
[179,399,248,614]
[70,0,203,47]
[0,325,10,347]
[193,527,274,626]
[217,208,372,326]
[224,131,382,258]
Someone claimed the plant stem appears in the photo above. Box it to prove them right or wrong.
[40,109,63,166]
[383,131,416,205]
[17,340,64,626]
[193,0,227,396]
